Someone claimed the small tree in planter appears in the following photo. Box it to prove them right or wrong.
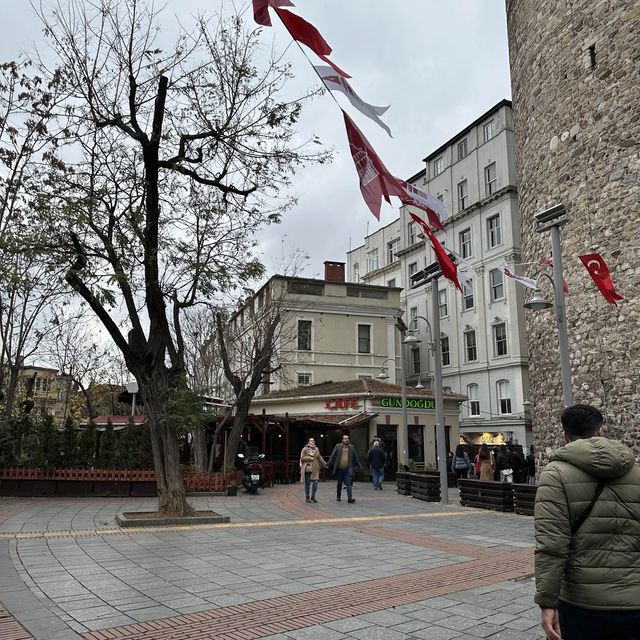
[60,417,78,467]
[77,420,97,468]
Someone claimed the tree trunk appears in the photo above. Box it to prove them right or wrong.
[3,365,20,417]
[140,374,195,517]
[225,402,250,470]
[192,424,208,472]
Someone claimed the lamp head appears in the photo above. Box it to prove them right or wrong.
[377,369,389,380]
[523,289,553,311]
[403,333,421,346]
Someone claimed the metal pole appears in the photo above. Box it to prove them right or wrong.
[398,327,409,467]
[431,278,449,504]
[550,224,574,407]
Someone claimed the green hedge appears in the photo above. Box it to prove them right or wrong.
[0,414,153,469]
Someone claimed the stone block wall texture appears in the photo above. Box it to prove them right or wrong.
[506,0,640,466]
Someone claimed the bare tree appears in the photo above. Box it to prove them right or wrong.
[0,61,66,415]
[29,1,328,515]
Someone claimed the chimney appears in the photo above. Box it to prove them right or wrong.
[324,261,345,283]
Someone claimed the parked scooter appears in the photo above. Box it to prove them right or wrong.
[237,446,265,494]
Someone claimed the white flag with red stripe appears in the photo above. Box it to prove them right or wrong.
[501,264,538,289]
[395,180,447,231]
[314,65,391,137]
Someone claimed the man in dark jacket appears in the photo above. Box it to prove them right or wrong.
[327,433,361,503]
[367,440,387,490]
[534,404,640,640]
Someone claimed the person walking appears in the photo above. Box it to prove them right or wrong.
[299,437,327,503]
[451,445,471,480]
[327,433,362,503]
[526,445,536,484]
[535,404,640,640]
[478,443,495,481]
[367,440,387,490]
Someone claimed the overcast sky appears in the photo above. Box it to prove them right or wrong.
[0,0,512,281]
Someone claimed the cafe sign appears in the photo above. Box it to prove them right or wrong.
[380,397,435,410]
[325,397,359,410]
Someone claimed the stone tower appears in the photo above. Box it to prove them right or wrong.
[505,0,640,461]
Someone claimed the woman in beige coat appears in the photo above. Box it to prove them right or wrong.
[299,438,327,503]
[478,443,495,481]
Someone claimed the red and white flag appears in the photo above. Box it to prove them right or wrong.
[448,249,474,290]
[396,180,446,231]
[253,0,294,27]
[274,9,350,78]
[314,65,391,136]
[578,253,624,304]
[410,213,461,291]
[501,264,538,290]
[343,111,400,219]
[540,258,569,294]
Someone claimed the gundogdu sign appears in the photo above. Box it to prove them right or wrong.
[379,397,435,409]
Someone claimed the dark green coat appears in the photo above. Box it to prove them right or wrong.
[534,437,640,610]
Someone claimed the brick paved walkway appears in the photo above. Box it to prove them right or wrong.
[0,482,541,640]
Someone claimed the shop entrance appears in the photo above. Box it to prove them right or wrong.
[376,425,397,480]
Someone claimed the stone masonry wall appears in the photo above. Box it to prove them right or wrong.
[505,0,640,466]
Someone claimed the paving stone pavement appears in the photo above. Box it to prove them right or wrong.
[0,482,543,639]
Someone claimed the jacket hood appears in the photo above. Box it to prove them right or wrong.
[550,436,636,478]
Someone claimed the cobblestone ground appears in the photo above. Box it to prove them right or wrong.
[0,482,542,640]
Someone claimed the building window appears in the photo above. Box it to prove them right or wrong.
[297,320,312,351]
[433,156,444,176]
[487,214,502,248]
[457,180,468,211]
[387,278,396,288]
[490,269,504,301]
[463,279,474,310]
[357,324,371,354]
[483,120,496,142]
[408,262,418,283]
[353,262,360,282]
[497,380,512,414]
[464,330,477,362]
[457,138,468,160]
[437,193,444,202]
[438,289,448,318]
[459,228,472,259]
[367,248,379,272]
[412,347,421,375]
[485,162,497,196]
[493,322,508,356]
[467,384,480,416]
[358,374,372,380]
[387,238,400,264]
[409,306,418,324]
[297,372,312,385]
[441,336,450,366]
[407,221,417,246]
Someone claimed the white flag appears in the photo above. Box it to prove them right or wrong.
[501,264,538,289]
[314,65,392,137]
[449,249,474,290]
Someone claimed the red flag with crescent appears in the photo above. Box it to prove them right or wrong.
[578,253,624,304]
[410,213,461,291]
[274,8,350,78]
[253,0,294,27]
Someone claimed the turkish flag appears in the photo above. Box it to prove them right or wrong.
[343,111,401,219]
[578,253,624,304]
[253,0,294,27]
[274,8,350,78]
[410,213,461,291]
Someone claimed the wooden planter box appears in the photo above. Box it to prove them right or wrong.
[409,473,440,502]
[458,478,514,512]
[396,471,412,495]
[513,483,537,515]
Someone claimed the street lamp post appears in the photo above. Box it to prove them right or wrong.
[403,295,449,505]
[377,353,409,468]
[524,204,574,407]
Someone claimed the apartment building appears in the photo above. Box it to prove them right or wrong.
[347,100,532,450]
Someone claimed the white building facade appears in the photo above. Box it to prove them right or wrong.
[347,100,532,451]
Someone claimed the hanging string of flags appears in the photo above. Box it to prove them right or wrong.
[251,0,624,305]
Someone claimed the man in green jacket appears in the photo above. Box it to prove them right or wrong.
[534,404,640,640]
